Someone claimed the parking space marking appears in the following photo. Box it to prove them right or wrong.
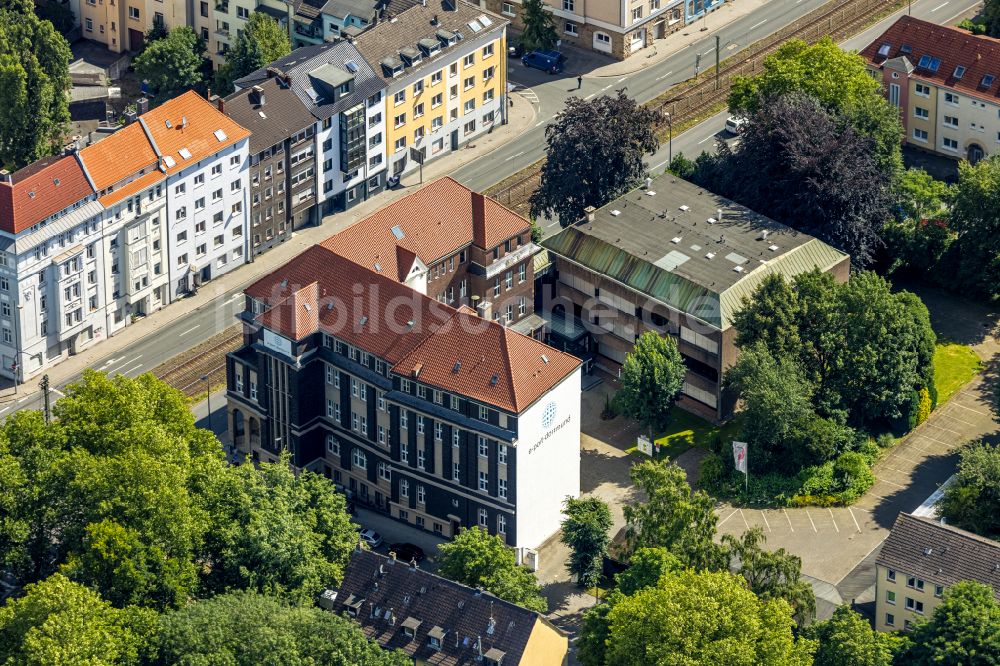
[739,508,750,529]
[849,507,862,533]
[925,421,963,437]
[718,508,740,527]
[939,413,979,428]
[880,477,906,489]
[951,401,992,418]
[783,508,794,532]
[828,508,840,533]
[805,509,817,533]
[759,510,771,533]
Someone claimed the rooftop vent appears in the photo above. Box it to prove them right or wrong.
[923,547,933,556]
[733,265,744,273]
[181,115,188,128]
[489,374,498,386]
[671,236,682,244]
[679,204,689,211]
[453,361,461,373]
[707,217,717,224]
[359,315,368,327]
[374,262,381,272]
[303,302,311,311]
[768,244,779,251]
[541,354,549,364]
[165,119,172,129]
[610,209,621,216]
[705,252,715,259]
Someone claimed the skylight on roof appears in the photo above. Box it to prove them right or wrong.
[468,19,482,32]
[877,43,891,57]
[478,14,493,26]
[178,147,192,160]
[954,66,966,79]
[163,155,176,168]
[917,54,940,71]
[214,129,228,142]
[391,225,405,240]
[928,57,941,72]
[982,74,996,88]
[900,44,913,54]
[345,60,358,73]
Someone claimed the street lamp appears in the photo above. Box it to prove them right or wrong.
[201,374,211,433]
[12,304,24,395]
[664,113,673,167]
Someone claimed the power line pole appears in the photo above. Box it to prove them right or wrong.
[40,374,51,424]
[715,35,721,90]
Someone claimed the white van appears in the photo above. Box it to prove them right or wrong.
[725,116,746,134]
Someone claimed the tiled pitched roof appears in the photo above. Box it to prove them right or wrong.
[320,176,528,278]
[141,91,251,175]
[244,244,578,413]
[861,16,1000,104]
[878,513,1000,599]
[334,550,558,665]
[0,155,96,234]
[224,78,317,153]
[78,123,158,191]
[354,0,507,82]
[98,170,164,208]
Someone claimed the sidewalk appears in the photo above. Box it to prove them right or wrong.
[577,0,774,78]
[7,92,537,403]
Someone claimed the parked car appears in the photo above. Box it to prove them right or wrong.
[535,48,567,65]
[357,527,383,548]
[508,42,525,58]
[389,542,426,563]
[725,116,746,134]
[522,50,564,74]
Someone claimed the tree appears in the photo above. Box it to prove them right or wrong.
[939,441,1000,539]
[728,37,902,173]
[622,460,723,571]
[721,527,815,626]
[215,12,291,94]
[803,605,902,666]
[0,573,156,666]
[602,569,816,666]
[519,0,558,52]
[613,331,686,438]
[134,26,204,104]
[145,13,169,42]
[437,527,547,612]
[530,91,659,226]
[941,156,1000,300]
[986,0,1000,38]
[34,2,75,34]
[0,0,72,169]
[154,590,408,665]
[896,168,950,223]
[901,581,1000,666]
[560,496,613,589]
[576,592,619,666]
[614,547,681,596]
[692,94,892,266]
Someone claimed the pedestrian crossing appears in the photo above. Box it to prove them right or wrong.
[513,86,540,105]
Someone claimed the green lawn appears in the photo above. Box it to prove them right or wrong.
[640,410,743,461]
[934,341,982,406]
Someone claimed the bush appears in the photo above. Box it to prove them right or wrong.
[906,389,921,431]
[699,452,725,488]
[959,18,987,34]
[916,387,932,426]
[858,440,881,466]
[876,432,896,448]
[798,462,836,497]
[833,451,876,503]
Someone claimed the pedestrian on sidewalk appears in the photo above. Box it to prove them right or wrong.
[577,75,582,89]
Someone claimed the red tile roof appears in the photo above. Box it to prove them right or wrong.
[98,170,165,208]
[78,123,159,191]
[141,91,251,176]
[0,155,96,234]
[861,16,1000,104]
[245,244,579,413]
[320,176,529,279]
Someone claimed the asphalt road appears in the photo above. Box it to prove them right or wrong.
[1,0,979,418]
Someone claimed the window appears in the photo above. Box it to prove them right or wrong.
[212,164,222,176]
[394,90,406,105]
[913,82,931,96]
[565,22,578,35]
[478,471,489,491]
[417,484,425,503]
[479,509,488,527]
[479,405,490,421]
[128,6,139,19]
[464,99,476,114]
[463,54,475,68]
[935,585,944,597]
[501,2,514,15]
[237,5,249,18]
[401,444,409,463]
[400,479,409,497]
[483,66,495,81]
[417,448,425,470]
[452,461,461,481]
[351,412,359,431]
[482,43,494,58]
[378,392,386,411]
[886,590,896,605]
[400,410,408,429]
[464,120,476,134]
[352,448,366,470]
[326,435,340,455]
[906,576,925,591]
[943,115,959,128]
[943,137,959,150]
[632,6,642,21]
[912,128,928,142]
[887,569,896,582]
[413,80,424,95]
[499,478,507,499]
[417,415,425,434]
[434,422,443,440]
[888,83,900,107]
[478,436,489,458]
[85,17,93,31]
[378,425,386,444]
[885,613,895,627]
[394,113,406,128]
[905,597,924,614]
[914,106,929,120]
[498,444,507,465]
[596,32,611,45]
[432,92,443,108]
[414,103,424,118]
[431,70,442,85]
[394,137,407,151]
[464,75,475,90]
[945,92,959,105]
[497,514,506,534]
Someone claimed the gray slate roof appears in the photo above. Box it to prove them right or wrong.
[234,40,386,122]
[224,78,316,153]
[542,174,847,330]
[878,513,1000,600]
[321,0,377,19]
[354,0,507,83]
[333,550,553,665]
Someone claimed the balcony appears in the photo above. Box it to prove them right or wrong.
[482,242,538,279]
[215,2,228,12]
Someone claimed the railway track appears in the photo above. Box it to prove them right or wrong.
[486,0,907,213]
[152,326,242,398]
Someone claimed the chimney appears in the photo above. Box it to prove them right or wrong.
[217,97,225,114]
[645,176,652,190]
[584,205,596,223]
[0,170,11,186]
[266,66,281,79]
[251,85,266,106]
[471,191,488,248]
[181,115,188,128]
[136,97,149,115]
[431,13,438,25]
[716,208,723,222]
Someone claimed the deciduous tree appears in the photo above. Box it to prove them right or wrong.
[804,605,903,666]
[722,527,815,626]
[939,441,1000,539]
[613,331,685,438]
[0,0,72,169]
[530,91,659,225]
[561,496,613,589]
[215,12,291,93]
[940,156,1000,300]
[901,581,1000,666]
[134,26,204,104]
[437,527,547,612]
[623,460,723,571]
[614,547,681,596]
[155,590,408,665]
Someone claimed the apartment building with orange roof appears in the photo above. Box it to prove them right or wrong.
[227,227,580,558]
[0,91,250,384]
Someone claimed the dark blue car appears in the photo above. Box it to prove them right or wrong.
[522,50,564,74]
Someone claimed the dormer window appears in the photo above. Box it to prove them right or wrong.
[436,28,458,46]
[428,626,447,650]
[380,56,404,77]
[401,616,422,639]
[400,47,422,67]
[418,37,441,57]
